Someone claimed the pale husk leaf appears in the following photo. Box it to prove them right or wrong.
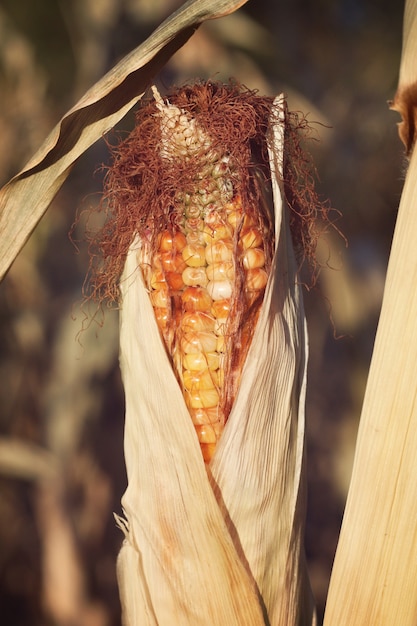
[323,1,417,623]
[0,0,248,282]
[209,98,315,626]
[117,239,265,626]
[117,96,315,625]
[398,0,417,89]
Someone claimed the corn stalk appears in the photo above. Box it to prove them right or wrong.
[323,0,417,623]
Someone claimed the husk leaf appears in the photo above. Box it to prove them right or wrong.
[0,0,248,282]
[323,1,417,623]
[117,96,315,625]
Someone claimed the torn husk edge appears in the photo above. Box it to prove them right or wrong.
[115,93,315,624]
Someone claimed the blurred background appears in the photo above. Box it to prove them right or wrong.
[0,0,405,624]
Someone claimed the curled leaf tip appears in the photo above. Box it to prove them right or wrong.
[390,81,417,156]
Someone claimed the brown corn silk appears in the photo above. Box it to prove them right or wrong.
[91,82,321,463]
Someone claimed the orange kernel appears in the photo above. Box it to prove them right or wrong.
[211,298,231,318]
[181,286,212,311]
[246,268,268,291]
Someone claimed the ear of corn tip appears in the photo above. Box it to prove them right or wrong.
[136,85,274,462]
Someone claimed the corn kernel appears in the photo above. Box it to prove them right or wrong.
[241,227,263,249]
[206,261,234,282]
[182,244,207,267]
[211,298,231,318]
[165,272,184,291]
[182,352,208,372]
[150,286,169,308]
[158,230,187,252]
[202,223,232,244]
[182,369,216,392]
[194,423,217,444]
[154,307,168,330]
[207,280,233,301]
[205,241,233,264]
[189,407,221,426]
[160,251,187,274]
[180,331,218,354]
[246,268,268,290]
[182,266,209,287]
[150,269,166,290]
[180,311,215,333]
[186,387,220,409]
[181,286,212,311]
[243,248,265,270]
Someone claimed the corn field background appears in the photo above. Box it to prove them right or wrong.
[0,0,405,625]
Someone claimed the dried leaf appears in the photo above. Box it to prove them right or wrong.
[117,96,315,625]
[0,0,248,281]
[323,1,417,623]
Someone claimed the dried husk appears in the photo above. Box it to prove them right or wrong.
[323,1,417,623]
[117,96,315,625]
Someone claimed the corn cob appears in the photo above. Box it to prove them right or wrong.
[134,86,274,462]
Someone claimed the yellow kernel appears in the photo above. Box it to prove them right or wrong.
[186,387,219,409]
[182,266,208,287]
[182,244,206,267]
[181,286,212,311]
[227,209,243,228]
[241,227,263,249]
[206,261,234,282]
[201,442,216,463]
[206,351,220,370]
[180,331,217,354]
[194,423,217,444]
[205,241,233,264]
[182,352,208,372]
[150,269,166,290]
[154,307,168,330]
[211,298,231,318]
[182,369,216,392]
[243,248,265,270]
[180,311,215,333]
[207,280,233,301]
[202,223,232,244]
[246,268,268,290]
[150,286,169,308]
[189,407,221,426]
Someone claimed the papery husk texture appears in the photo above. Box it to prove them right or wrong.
[323,0,417,623]
[116,96,315,625]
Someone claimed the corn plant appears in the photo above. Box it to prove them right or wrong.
[0,0,415,624]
